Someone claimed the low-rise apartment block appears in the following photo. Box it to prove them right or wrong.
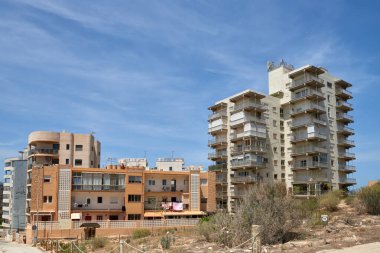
[208,61,356,212]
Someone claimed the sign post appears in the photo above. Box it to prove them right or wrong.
[321,215,329,244]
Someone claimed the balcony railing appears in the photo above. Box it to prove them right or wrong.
[216,177,227,184]
[292,176,329,182]
[289,75,324,91]
[290,132,327,142]
[336,113,354,122]
[291,146,328,156]
[231,175,260,184]
[208,164,227,171]
[290,89,324,102]
[229,102,266,113]
[72,205,125,211]
[291,161,328,170]
[208,137,227,146]
[208,124,228,133]
[338,152,356,159]
[290,103,325,116]
[339,178,356,184]
[230,159,266,168]
[336,88,353,98]
[208,152,227,160]
[28,149,59,156]
[145,186,188,193]
[72,185,125,191]
[336,100,353,109]
[230,130,266,140]
[338,164,356,172]
[289,118,327,129]
[337,126,355,134]
[338,139,355,146]
[27,193,31,199]
[208,110,227,121]
[230,116,266,127]
[26,178,32,184]
[231,145,267,154]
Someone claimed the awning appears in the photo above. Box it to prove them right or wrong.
[80,223,100,228]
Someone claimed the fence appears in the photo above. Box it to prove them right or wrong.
[34,218,200,231]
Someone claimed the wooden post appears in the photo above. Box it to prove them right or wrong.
[120,240,124,253]
[251,225,261,253]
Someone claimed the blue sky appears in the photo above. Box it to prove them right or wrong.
[0,0,379,188]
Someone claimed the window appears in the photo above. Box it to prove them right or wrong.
[4,178,10,183]
[86,198,91,204]
[273,133,277,139]
[66,159,69,165]
[5,162,11,167]
[109,215,119,220]
[75,145,83,151]
[43,176,51,183]
[53,144,60,150]
[75,159,82,166]
[128,214,141,220]
[301,160,307,167]
[162,179,167,186]
[327,82,332,88]
[201,198,208,204]
[201,179,208,185]
[273,147,277,153]
[328,107,331,118]
[128,195,141,202]
[97,197,102,203]
[128,176,142,183]
[280,108,284,118]
[331,160,334,166]
[148,180,155,186]
[5,170,12,175]
[327,95,330,102]
[66,144,70,150]
[281,160,285,166]
[274,160,278,166]
[169,166,173,171]
[96,215,103,221]
[91,161,94,166]
[274,174,278,180]
[280,134,284,140]
[43,196,53,203]
[273,120,277,127]
[281,173,285,179]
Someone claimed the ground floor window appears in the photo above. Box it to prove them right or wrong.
[127,214,141,220]
[109,215,119,220]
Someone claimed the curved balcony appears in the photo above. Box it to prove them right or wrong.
[289,75,324,91]
[208,137,227,147]
[338,152,356,160]
[230,116,266,128]
[290,118,327,130]
[208,110,227,121]
[208,152,227,161]
[292,175,329,183]
[28,148,59,157]
[338,164,356,173]
[337,126,354,135]
[28,131,60,144]
[208,163,227,172]
[338,139,355,148]
[231,175,260,184]
[339,178,356,185]
[229,102,266,113]
[208,124,228,134]
[336,100,353,111]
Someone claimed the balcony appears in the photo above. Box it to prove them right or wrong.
[230,116,266,128]
[231,145,267,155]
[216,192,228,199]
[231,175,259,184]
[290,118,327,130]
[208,124,228,134]
[336,88,353,99]
[72,205,125,211]
[338,164,356,173]
[208,164,227,171]
[291,146,328,157]
[230,130,266,141]
[291,161,328,171]
[336,113,354,123]
[336,100,353,111]
[208,152,227,160]
[72,185,126,191]
[339,178,356,185]
[337,126,355,135]
[28,149,59,156]
[230,159,266,169]
[338,152,356,160]
[216,176,227,184]
[208,137,227,147]
[292,175,329,183]
[229,101,266,113]
[290,103,326,117]
[208,110,227,121]
[289,75,324,91]
[290,89,325,103]
[290,132,327,143]
[338,139,355,148]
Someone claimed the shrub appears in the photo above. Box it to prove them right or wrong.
[160,233,173,250]
[90,237,107,250]
[132,228,151,239]
[197,212,234,246]
[319,190,341,212]
[357,183,380,215]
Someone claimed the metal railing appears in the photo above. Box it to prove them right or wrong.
[230,116,266,126]
[230,130,266,140]
[208,124,228,133]
[337,113,354,121]
[291,161,328,169]
[289,118,327,128]
[230,159,266,168]
[229,102,266,112]
[338,152,356,159]
[71,184,125,191]
[338,139,355,146]
[208,110,227,121]
[291,103,325,115]
[231,175,260,183]
[336,88,353,97]
[291,132,327,142]
[208,137,227,145]
[290,75,324,90]
[337,126,354,133]
[338,164,356,172]
[336,100,353,108]
[208,164,227,171]
[231,145,267,154]
[28,149,59,156]
[290,89,324,101]
[291,146,328,155]
[208,152,227,159]
[340,178,356,184]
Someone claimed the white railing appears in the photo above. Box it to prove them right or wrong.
[291,103,325,115]
[230,116,265,126]
[208,124,227,133]
[34,218,200,230]
[229,102,266,112]
[290,118,327,128]
[208,110,227,121]
[230,130,266,140]
[291,146,327,155]
[290,75,323,90]
[337,113,354,121]
[290,89,324,101]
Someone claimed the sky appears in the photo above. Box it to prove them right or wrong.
[0,0,379,188]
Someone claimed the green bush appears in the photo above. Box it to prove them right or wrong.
[357,183,380,215]
[90,237,107,250]
[132,228,151,239]
[160,233,173,250]
[319,190,341,212]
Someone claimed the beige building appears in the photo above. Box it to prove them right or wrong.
[208,61,356,212]
[26,131,101,223]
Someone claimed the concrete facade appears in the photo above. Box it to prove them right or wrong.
[208,61,356,212]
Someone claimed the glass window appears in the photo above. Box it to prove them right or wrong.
[75,145,83,151]
[43,196,53,203]
[148,180,155,185]
[43,176,51,183]
[128,195,141,202]
[75,159,82,166]
[97,197,102,203]
[200,179,208,185]
[128,176,142,183]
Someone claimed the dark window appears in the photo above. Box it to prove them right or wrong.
[327,82,332,88]
[43,196,53,203]
[75,159,82,166]
[66,159,69,165]
[109,215,119,220]
[66,144,70,150]
[128,195,141,202]
[86,198,91,204]
[128,214,141,220]
[52,144,60,150]
[91,161,94,166]
[169,166,172,171]
[274,174,278,180]
[201,198,207,204]
[97,197,102,203]
[128,176,142,183]
[43,176,51,183]
[96,215,103,221]
[162,179,167,185]
[75,145,83,151]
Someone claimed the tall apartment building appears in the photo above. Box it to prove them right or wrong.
[2,152,27,235]
[208,61,355,212]
[26,131,101,223]
[28,165,215,223]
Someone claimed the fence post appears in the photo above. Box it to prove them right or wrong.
[120,240,124,253]
[70,241,73,253]
[251,225,261,253]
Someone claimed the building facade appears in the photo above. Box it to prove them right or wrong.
[2,153,27,235]
[208,62,355,212]
[28,165,215,223]
[26,131,101,223]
